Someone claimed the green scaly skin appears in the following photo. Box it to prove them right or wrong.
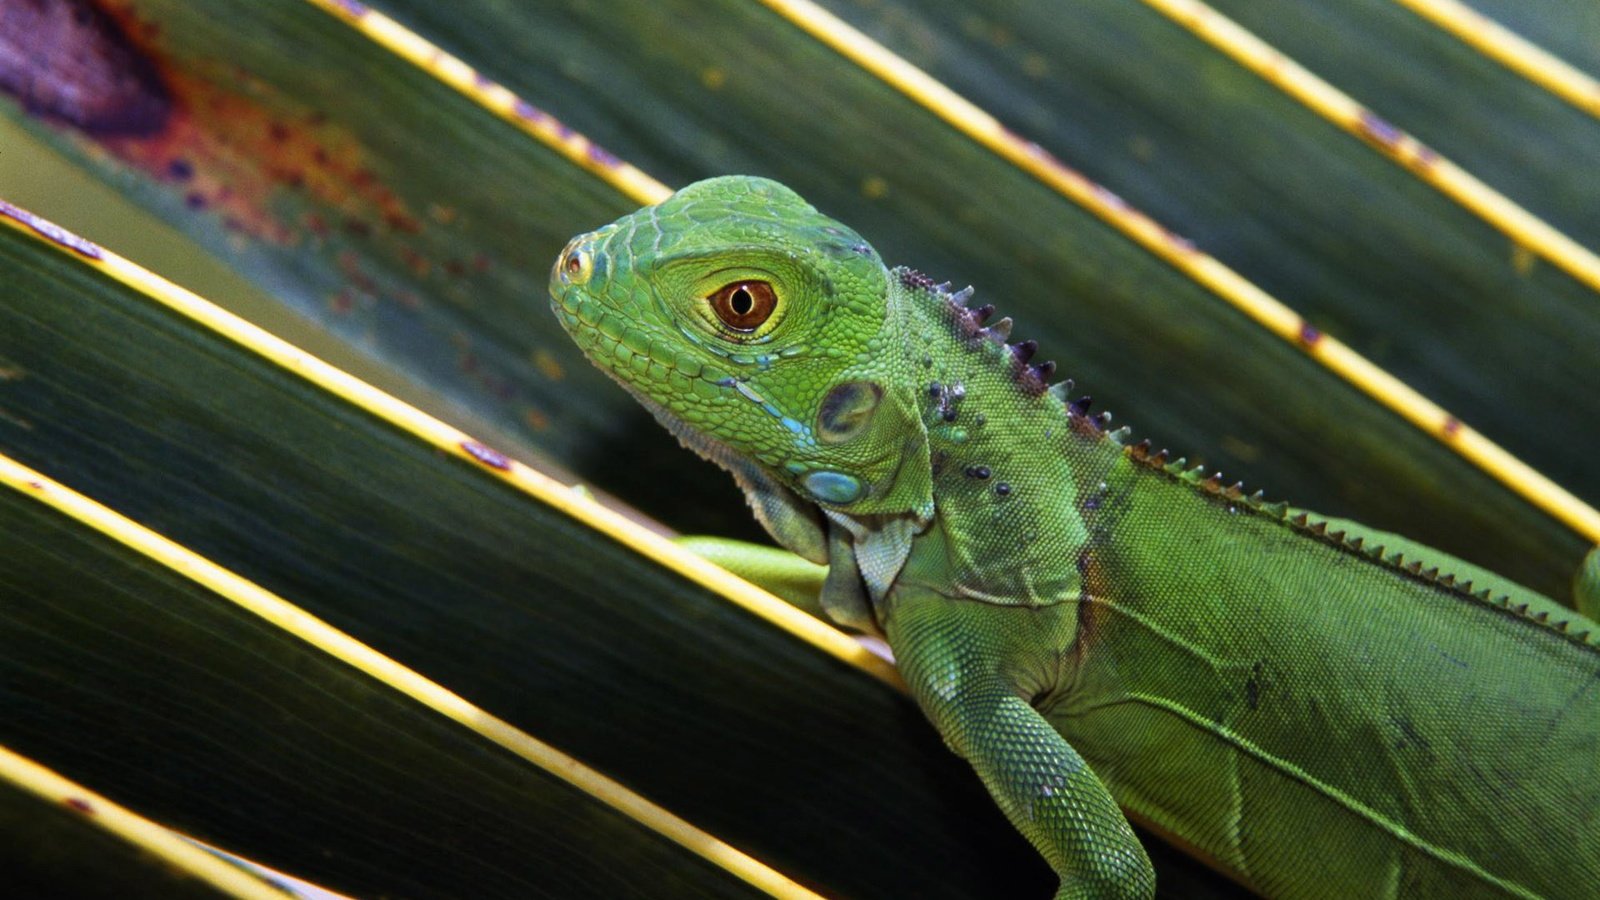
[550,176,1600,899]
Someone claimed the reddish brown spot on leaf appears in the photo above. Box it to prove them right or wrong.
[0,0,171,136]
[399,245,430,277]
[384,210,421,234]
[533,350,565,381]
[1442,416,1462,438]
[65,797,95,814]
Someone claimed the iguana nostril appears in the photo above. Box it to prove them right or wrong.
[560,247,592,285]
[553,233,602,288]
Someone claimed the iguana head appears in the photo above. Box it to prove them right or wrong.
[550,176,932,519]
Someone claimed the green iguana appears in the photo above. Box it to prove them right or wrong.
[549,175,1600,899]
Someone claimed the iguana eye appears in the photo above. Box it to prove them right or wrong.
[707,280,777,332]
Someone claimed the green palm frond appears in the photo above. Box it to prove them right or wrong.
[1,1,1595,897]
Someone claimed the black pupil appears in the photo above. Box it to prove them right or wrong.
[731,287,753,316]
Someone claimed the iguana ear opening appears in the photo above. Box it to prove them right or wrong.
[808,379,936,525]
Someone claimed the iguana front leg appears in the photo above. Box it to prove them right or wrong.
[675,536,830,619]
[886,594,1155,900]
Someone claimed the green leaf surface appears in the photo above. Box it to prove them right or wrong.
[0,218,1242,896]
[0,0,760,537]
[2,1,1594,601]
[2,1,1597,896]
[369,0,1595,593]
[1198,0,1600,254]
[1458,0,1600,77]
[0,776,239,900]
[1,486,769,900]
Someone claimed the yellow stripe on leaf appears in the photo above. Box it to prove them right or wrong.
[0,198,900,692]
[1390,0,1600,120]
[0,743,299,900]
[301,0,670,206]
[744,0,1600,544]
[0,453,825,900]
[1136,0,1600,298]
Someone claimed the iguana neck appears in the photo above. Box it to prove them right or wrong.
[874,269,1125,607]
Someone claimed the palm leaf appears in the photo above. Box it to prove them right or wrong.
[1,0,1594,896]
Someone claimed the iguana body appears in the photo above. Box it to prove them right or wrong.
[550,176,1600,899]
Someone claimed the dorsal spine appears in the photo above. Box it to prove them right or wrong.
[901,267,1594,649]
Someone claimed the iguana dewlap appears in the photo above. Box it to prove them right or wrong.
[549,175,1600,900]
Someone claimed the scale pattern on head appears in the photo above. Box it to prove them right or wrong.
[551,176,932,516]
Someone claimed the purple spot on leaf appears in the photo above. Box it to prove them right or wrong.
[0,201,103,259]
[1092,183,1127,211]
[512,99,548,124]
[462,440,512,470]
[1298,321,1322,347]
[0,0,171,136]
[586,143,622,169]
[1358,111,1403,150]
